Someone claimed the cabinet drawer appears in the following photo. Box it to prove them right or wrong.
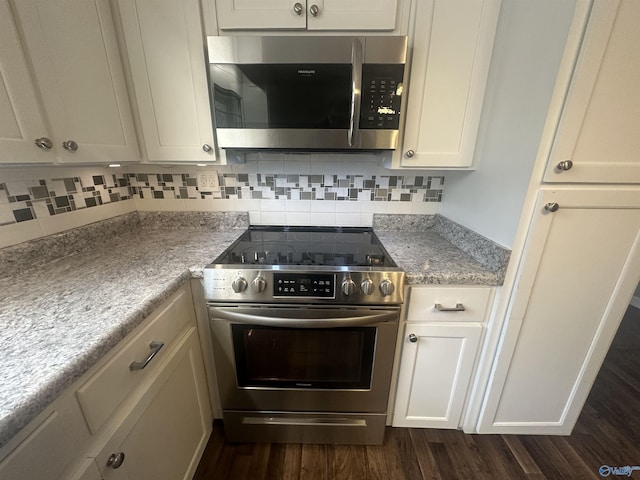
[76,286,195,434]
[406,286,492,323]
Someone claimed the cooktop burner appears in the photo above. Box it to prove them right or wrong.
[212,226,396,267]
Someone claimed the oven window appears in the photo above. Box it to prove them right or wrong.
[232,325,376,389]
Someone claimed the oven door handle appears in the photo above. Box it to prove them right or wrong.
[208,307,397,328]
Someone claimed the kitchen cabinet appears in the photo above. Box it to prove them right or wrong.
[215,0,400,31]
[543,0,640,184]
[0,283,213,480]
[67,459,103,480]
[393,286,492,428]
[477,188,640,434]
[0,388,91,480]
[116,0,219,163]
[5,0,139,164]
[94,327,211,480]
[0,0,52,164]
[392,0,500,169]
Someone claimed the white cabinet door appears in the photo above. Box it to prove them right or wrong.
[11,0,139,164]
[117,0,219,163]
[0,0,53,164]
[66,459,103,480]
[306,0,398,31]
[399,0,500,168]
[478,188,640,434]
[544,0,640,183]
[0,391,90,480]
[393,322,483,428]
[95,327,212,480]
[216,0,307,30]
[215,0,398,31]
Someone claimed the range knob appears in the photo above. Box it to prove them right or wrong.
[360,277,375,295]
[342,276,357,296]
[232,276,248,293]
[252,275,267,293]
[379,279,395,297]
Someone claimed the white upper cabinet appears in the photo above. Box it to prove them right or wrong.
[117,0,219,163]
[0,0,52,164]
[9,0,139,164]
[215,0,399,31]
[397,0,500,169]
[544,0,640,184]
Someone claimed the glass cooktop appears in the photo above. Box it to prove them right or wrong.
[212,226,397,267]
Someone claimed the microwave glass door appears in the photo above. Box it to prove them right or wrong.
[232,324,376,389]
[210,64,352,129]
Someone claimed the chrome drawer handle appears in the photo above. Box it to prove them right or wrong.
[434,303,466,312]
[129,341,164,371]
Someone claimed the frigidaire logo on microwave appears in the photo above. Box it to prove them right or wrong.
[297,69,316,76]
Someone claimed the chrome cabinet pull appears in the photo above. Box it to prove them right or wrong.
[405,149,415,158]
[107,452,125,469]
[408,333,418,343]
[556,160,573,171]
[544,202,560,213]
[35,137,53,150]
[293,2,303,15]
[309,4,320,16]
[62,140,78,152]
[202,143,213,153]
[129,341,164,371]
[434,303,466,312]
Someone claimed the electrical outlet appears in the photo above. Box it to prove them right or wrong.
[196,170,219,191]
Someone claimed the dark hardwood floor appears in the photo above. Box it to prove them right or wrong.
[193,305,640,479]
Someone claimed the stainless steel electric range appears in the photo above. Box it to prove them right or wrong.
[203,226,405,445]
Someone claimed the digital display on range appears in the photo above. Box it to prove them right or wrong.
[273,273,335,298]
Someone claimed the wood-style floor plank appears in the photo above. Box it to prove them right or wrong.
[193,306,640,480]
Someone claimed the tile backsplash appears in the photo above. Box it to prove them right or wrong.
[0,158,445,247]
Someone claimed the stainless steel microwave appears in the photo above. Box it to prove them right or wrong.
[206,36,407,151]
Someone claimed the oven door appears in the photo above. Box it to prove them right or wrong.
[208,304,400,413]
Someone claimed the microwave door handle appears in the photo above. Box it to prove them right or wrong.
[348,38,363,147]
[208,308,397,327]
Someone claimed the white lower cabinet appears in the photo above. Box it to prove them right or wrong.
[94,327,211,480]
[0,283,213,480]
[66,459,103,480]
[0,389,91,480]
[392,286,492,429]
[393,322,483,428]
[478,188,640,434]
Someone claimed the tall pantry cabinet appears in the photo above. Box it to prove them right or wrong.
[477,0,640,434]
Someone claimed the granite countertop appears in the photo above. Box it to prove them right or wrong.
[377,230,505,285]
[0,212,509,449]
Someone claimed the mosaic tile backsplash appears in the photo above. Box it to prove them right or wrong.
[0,171,444,226]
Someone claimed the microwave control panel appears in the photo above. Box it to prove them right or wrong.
[360,64,404,130]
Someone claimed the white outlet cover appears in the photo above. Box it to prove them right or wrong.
[196,170,219,191]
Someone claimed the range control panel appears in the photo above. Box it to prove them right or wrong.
[274,273,335,298]
[203,268,405,305]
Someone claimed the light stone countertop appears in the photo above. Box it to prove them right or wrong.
[377,230,505,285]
[0,213,508,449]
